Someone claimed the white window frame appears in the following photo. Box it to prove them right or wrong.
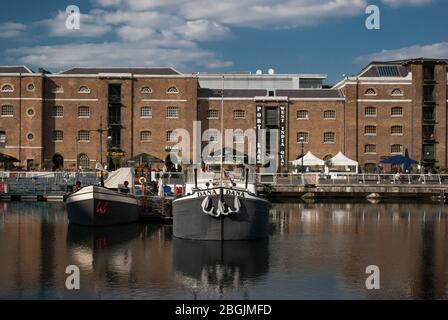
[0,84,14,93]
[233,109,246,120]
[206,109,219,120]
[1,105,14,117]
[166,106,179,119]
[364,125,377,136]
[323,110,336,120]
[323,132,335,144]
[297,132,309,144]
[78,130,90,142]
[78,106,90,118]
[297,110,309,120]
[391,125,403,136]
[52,130,64,142]
[364,144,377,154]
[167,86,179,94]
[52,106,64,118]
[78,86,91,94]
[140,106,153,118]
[140,130,152,143]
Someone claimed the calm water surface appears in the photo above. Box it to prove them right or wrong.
[0,201,447,299]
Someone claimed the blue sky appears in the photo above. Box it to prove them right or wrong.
[1,0,447,84]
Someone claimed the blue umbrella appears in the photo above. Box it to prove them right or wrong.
[380,148,417,172]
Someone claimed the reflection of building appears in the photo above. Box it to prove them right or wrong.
[0,58,447,171]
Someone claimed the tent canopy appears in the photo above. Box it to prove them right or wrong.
[330,152,358,167]
[0,153,19,163]
[291,151,325,166]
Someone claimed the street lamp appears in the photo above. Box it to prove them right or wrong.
[299,136,304,173]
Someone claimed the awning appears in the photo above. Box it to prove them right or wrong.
[130,153,164,164]
[0,153,20,163]
[329,151,358,173]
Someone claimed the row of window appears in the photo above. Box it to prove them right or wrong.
[364,125,403,135]
[365,106,403,117]
[297,132,336,144]
[365,144,403,154]
[51,106,90,118]
[364,88,403,96]
[297,110,336,120]
[52,130,91,142]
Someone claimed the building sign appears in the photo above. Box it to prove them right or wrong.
[255,105,263,165]
[279,105,287,169]
[107,151,126,157]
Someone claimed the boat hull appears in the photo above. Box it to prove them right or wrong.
[173,188,271,241]
[66,186,141,226]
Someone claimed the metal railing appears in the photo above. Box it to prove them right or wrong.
[256,173,448,186]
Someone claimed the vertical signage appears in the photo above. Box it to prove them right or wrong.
[279,105,287,169]
[256,105,263,165]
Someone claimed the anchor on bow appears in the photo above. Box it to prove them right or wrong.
[201,195,241,217]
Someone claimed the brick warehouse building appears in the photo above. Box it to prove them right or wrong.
[0,58,447,172]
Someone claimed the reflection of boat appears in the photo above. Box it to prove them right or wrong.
[66,223,143,272]
[66,168,142,226]
[173,238,269,292]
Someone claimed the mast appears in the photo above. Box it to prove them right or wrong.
[220,75,224,187]
[97,116,106,187]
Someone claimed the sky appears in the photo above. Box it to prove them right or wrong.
[0,0,447,84]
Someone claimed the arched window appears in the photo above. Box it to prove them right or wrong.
[52,106,64,117]
[206,109,219,119]
[166,130,178,142]
[1,84,14,92]
[297,110,309,119]
[323,110,336,119]
[364,144,376,154]
[233,109,246,119]
[141,87,152,94]
[364,125,377,135]
[140,131,152,142]
[51,86,64,93]
[323,132,335,143]
[391,144,403,154]
[391,88,403,96]
[391,107,403,117]
[78,86,91,94]
[365,106,377,117]
[391,125,403,135]
[364,88,376,96]
[52,130,63,142]
[0,131,6,148]
[297,132,309,143]
[167,86,179,94]
[78,154,90,168]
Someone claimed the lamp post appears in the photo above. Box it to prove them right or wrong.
[299,136,304,173]
[107,135,113,171]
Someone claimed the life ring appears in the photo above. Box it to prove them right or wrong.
[139,177,147,184]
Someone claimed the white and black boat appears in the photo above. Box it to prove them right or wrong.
[173,163,271,241]
[66,168,142,226]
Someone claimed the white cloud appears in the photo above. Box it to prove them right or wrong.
[357,42,448,62]
[0,22,27,38]
[381,0,433,7]
[173,20,230,41]
[6,40,232,70]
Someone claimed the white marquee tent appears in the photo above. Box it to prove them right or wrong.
[329,152,358,173]
[291,151,325,167]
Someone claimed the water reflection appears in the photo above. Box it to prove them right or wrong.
[173,239,269,299]
[0,202,447,299]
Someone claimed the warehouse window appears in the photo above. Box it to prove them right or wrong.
[78,86,91,94]
[391,107,403,117]
[297,110,309,119]
[204,130,219,143]
[391,88,403,96]
[166,130,178,142]
[52,130,63,142]
[233,130,244,144]
[1,105,13,117]
[166,106,179,118]
[78,154,90,168]
[297,132,309,143]
[364,88,376,96]
[140,106,153,118]
[391,125,403,135]
[167,86,179,94]
[78,130,90,142]
[140,131,152,142]
[141,87,152,94]
[391,144,403,154]
[323,110,336,119]
[233,109,246,119]
[365,106,377,117]
[364,125,377,135]
[0,131,6,147]
[78,106,90,118]
[206,109,219,119]
[0,84,14,92]
[323,132,335,143]
[52,106,64,118]
[364,144,376,154]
